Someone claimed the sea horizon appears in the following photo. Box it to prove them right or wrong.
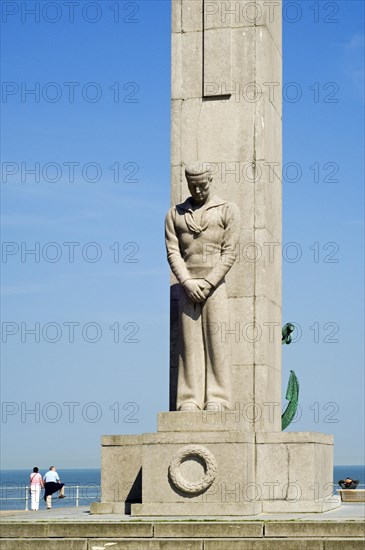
[2,464,364,472]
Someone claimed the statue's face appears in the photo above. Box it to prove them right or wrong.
[187,174,212,205]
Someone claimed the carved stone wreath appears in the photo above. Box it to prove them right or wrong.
[168,444,218,494]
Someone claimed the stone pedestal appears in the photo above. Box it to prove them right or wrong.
[132,429,259,516]
[91,412,340,516]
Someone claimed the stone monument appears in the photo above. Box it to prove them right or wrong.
[91,0,340,516]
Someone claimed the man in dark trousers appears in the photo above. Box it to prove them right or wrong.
[43,466,65,509]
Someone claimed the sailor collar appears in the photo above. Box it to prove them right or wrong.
[176,195,227,213]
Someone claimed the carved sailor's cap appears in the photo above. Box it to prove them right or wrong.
[185,162,215,179]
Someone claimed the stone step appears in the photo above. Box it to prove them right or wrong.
[1,520,365,549]
[1,520,364,539]
[0,537,364,550]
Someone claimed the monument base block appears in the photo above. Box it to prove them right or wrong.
[91,412,340,516]
[131,502,262,516]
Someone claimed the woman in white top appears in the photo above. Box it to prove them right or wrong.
[29,467,44,511]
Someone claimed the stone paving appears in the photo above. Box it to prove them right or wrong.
[1,503,364,522]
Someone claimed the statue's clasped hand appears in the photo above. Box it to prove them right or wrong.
[183,279,213,303]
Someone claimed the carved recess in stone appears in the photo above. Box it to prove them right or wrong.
[168,444,218,494]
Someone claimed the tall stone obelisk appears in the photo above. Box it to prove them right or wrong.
[170,0,282,431]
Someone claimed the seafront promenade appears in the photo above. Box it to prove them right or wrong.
[1,503,364,549]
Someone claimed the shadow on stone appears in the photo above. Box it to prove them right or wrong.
[124,468,142,514]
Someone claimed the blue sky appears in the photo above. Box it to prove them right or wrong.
[1,0,364,469]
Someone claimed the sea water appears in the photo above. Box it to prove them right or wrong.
[0,468,101,511]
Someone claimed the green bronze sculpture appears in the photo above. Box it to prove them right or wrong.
[281,370,299,430]
[281,324,299,430]
[282,322,295,345]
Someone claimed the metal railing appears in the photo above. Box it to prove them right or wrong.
[0,485,100,511]
[2,483,363,511]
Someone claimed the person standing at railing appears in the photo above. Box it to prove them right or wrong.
[43,466,65,509]
[29,467,44,511]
